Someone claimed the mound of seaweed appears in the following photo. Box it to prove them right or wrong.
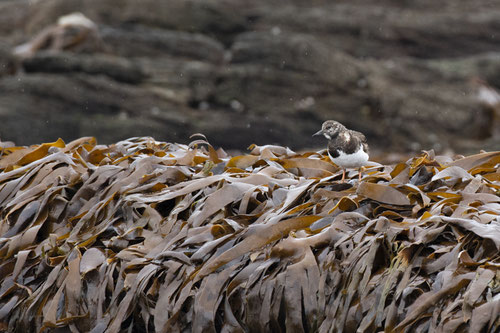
[0,137,498,332]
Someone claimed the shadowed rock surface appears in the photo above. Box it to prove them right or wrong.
[0,0,499,154]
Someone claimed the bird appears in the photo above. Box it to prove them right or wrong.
[313,120,369,182]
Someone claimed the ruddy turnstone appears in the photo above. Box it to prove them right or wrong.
[313,120,369,182]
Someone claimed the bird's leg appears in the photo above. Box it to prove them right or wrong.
[340,168,346,182]
[358,167,363,181]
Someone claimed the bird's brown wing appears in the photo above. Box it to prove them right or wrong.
[350,130,369,154]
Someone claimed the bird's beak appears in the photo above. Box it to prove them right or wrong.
[313,129,323,137]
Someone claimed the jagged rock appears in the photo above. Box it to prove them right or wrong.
[0,0,498,154]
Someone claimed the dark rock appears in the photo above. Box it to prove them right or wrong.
[0,73,191,144]
[20,0,248,44]
[428,53,500,89]
[255,2,500,59]
[0,1,31,38]
[0,0,498,155]
[0,42,16,77]
[22,51,147,84]
[100,26,225,64]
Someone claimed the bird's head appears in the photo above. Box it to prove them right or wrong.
[313,120,344,140]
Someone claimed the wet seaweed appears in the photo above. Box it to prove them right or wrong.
[0,137,498,332]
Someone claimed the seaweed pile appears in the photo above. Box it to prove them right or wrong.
[0,137,498,332]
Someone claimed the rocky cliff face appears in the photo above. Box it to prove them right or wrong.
[0,0,499,154]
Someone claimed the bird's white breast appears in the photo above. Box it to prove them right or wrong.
[328,145,369,168]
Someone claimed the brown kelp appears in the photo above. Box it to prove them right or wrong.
[0,137,498,332]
